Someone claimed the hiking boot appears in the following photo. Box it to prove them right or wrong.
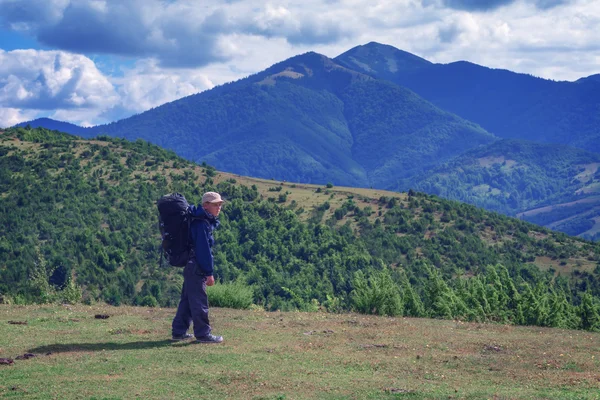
[195,334,223,344]
[171,333,194,341]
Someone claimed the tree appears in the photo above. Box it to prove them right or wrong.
[578,292,600,331]
[351,267,403,316]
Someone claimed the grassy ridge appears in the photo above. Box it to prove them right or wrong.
[1,304,600,399]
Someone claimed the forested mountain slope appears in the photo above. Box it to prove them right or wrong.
[19,52,495,189]
[399,139,600,240]
[336,42,600,153]
[2,127,600,330]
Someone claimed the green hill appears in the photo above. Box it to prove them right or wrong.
[1,127,600,331]
[400,139,600,239]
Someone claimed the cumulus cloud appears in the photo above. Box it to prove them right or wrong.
[0,49,214,126]
[428,0,571,11]
[0,0,69,30]
[114,59,214,114]
[0,49,119,110]
[534,0,571,9]
[0,0,235,68]
[0,107,39,128]
[439,0,513,11]
[244,4,352,45]
[331,0,595,84]
[0,0,356,68]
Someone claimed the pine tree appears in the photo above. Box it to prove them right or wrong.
[398,271,425,317]
[578,292,600,331]
[423,264,467,319]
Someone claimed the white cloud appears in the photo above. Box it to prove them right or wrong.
[0,49,216,126]
[0,49,119,110]
[0,0,70,30]
[114,59,214,114]
[244,4,352,44]
[0,0,358,68]
[0,107,39,128]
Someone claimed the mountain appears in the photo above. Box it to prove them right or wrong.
[335,42,600,153]
[18,52,495,188]
[577,74,600,83]
[2,126,600,330]
[18,117,91,136]
[400,139,600,239]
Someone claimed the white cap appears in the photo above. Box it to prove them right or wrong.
[202,192,224,204]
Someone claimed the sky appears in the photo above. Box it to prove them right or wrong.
[0,0,598,128]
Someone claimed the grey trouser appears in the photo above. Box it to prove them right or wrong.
[171,258,211,338]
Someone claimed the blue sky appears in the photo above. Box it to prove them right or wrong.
[0,0,598,127]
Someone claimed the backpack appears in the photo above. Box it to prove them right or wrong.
[157,193,196,267]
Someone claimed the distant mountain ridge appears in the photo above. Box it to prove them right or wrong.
[19,51,495,189]
[336,42,600,153]
[402,139,600,239]
[19,117,90,136]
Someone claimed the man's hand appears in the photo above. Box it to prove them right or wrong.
[206,275,215,286]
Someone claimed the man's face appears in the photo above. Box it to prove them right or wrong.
[204,202,223,217]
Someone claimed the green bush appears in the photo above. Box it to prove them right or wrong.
[351,268,403,316]
[207,281,254,309]
[139,295,158,307]
[60,278,83,305]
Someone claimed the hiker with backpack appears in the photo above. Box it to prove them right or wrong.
[163,191,225,343]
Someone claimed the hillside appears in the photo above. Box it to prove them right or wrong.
[1,127,600,331]
[2,304,600,399]
[335,42,600,154]
[17,117,91,136]
[18,52,496,189]
[399,139,600,240]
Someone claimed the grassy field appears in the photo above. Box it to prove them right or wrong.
[1,304,600,399]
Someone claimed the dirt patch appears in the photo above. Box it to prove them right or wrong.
[257,68,305,86]
[574,163,600,184]
[477,156,518,169]
[517,196,600,218]
[581,216,600,236]
[576,182,600,195]
[478,156,505,167]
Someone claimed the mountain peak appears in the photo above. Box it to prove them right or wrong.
[335,42,431,75]
[254,51,372,88]
[576,73,600,84]
[15,117,87,134]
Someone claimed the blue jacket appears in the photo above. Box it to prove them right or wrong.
[189,205,220,276]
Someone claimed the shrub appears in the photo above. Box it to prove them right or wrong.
[139,295,158,307]
[60,278,83,305]
[351,268,403,317]
[207,281,254,309]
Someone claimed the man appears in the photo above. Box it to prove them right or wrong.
[171,191,224,343]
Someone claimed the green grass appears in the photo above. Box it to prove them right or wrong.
[2,305,600,399]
